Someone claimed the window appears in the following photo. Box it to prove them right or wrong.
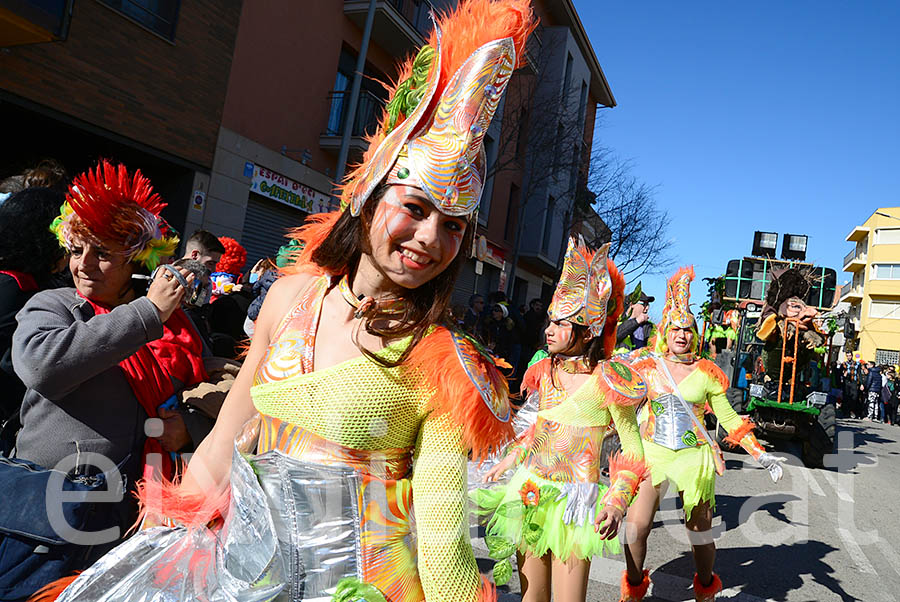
[541,195,555,255]
[869,301,900,319]
[99,0,180,41]
[875,228,900,245]
[872,264,900,280]
[876,349,900,365]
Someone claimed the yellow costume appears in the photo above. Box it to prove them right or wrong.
[471,239,648,583]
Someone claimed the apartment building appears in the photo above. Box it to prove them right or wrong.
[841,207,900,364]
[198,0,613,292]
[0,0,242,237]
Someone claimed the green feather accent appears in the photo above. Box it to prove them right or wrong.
[384,45,435,133]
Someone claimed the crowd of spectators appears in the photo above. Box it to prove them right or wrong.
[838,356,900,425]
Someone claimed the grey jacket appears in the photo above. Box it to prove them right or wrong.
[12,288,164,476]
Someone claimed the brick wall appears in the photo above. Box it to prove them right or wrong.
[0,0,241,168]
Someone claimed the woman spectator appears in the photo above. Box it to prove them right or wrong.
[1,161,206,599]
[0,188,67,422]
[485,302,516,365]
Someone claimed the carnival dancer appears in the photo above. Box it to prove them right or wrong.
[473,236,648,602]
[618,267,784,602]
[37,2,536,601]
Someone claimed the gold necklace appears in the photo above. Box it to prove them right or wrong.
[337,275,405,319]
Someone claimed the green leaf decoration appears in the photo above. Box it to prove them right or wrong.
[523,521,543,546]
[496,500,523,519]
[610,361,633,380]
[493,559,513,586]
[485,536,517,560]
[331,577,388,602]
[651,400,665,416]
[384,45,435,134]
[539,485,560,503]
[681,430,698,447]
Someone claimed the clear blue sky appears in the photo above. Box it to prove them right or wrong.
[575,1,900,320]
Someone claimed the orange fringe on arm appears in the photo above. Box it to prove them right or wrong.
[723,416,757,447]
[28,574,80,602]
[133,477,231,531]
[407,327,515,462]
[608,452,650,488]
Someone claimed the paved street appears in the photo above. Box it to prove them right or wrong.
[474,419,900,601]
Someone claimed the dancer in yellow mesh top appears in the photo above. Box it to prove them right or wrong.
[472,237,648,602]
[617,267,785,602]
[38,2,536,601]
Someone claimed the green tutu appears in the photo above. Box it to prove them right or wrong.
[643,439,716,519]
[470,467,619,563]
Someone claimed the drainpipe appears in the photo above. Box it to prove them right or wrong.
[335,0,377,190]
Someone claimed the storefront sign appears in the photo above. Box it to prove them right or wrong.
[250,165,331,214]
[484,242,506,269]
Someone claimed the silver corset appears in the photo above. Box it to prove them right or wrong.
[58,446,364,602]
[647,393,703,451]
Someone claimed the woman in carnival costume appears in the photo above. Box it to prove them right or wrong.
[618,267,785,602]
[38,2,536,601]
[473,236,648,601]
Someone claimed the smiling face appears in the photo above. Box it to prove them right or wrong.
[366,184,467,290]
[666,325,695,355]
[68,234,135,306]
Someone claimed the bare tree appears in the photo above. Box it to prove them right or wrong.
[584,149,674,278]
[479,28,673,293]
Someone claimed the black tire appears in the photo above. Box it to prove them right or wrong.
[817,402,837,441]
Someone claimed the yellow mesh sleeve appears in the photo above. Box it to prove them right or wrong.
[707,378,744,433]
[608,403,644,461]
[411,412,481,602]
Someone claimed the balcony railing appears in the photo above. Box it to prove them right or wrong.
[387,0,433,38]
[324,89,384,138]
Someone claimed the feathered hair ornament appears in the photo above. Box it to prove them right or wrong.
[548,236,626,357]
[50,160,178,270]
[341,0,536,217]
[654,266,698,354]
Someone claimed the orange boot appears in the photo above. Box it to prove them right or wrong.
[620,569,650,602]
[693,573,723,602]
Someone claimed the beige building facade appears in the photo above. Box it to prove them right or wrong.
[842,207,900,364]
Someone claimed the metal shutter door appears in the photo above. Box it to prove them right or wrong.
[241,193,308,269]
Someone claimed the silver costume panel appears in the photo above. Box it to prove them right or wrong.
[57,446,363,601]
[648,393,702,451]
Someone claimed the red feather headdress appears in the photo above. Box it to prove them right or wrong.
[51,159,178,270]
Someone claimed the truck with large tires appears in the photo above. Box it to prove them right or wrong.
[707,252,838,468]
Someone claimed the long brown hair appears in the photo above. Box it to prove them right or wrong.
[310,184,475,367]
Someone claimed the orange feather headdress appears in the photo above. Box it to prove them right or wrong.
[341,0,536,217]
